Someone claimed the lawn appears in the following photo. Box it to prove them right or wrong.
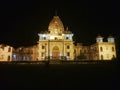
[0,63,119,89]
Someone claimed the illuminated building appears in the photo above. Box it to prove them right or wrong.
[90,35,116,60]
[37,15,116,60]
[75,35,116,60]
[0,15,117,61]
[37,16,74,60]
[0,44,13,61]
[12,46,38,61]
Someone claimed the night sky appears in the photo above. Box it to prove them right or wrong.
[0,0,120,48]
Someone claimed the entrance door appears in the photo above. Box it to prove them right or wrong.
[52,46,59,59]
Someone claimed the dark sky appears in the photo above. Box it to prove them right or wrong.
[0,0,120,48]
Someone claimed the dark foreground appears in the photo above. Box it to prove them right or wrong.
[0,63,119,90]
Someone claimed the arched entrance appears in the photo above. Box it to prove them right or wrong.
[8,56,10,61]
[52,46,59,59]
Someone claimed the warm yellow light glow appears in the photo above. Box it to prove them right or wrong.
[0,15,117,61]
[0,45,13,61]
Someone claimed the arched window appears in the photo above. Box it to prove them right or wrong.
[101,55,103,60]
[8,56,10,61]
[100,47,103,52]
[8,47,11,52]
[44,37,46,40]
[42,45,45,49]
[67,45,70,49]
[112,47,114,52]
[112,55,115,60]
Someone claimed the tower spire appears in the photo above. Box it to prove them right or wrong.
[66,26,69,31]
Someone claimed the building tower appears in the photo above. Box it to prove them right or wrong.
[107,35,115,43]
[96,35,104,43]
[92,35,116,60]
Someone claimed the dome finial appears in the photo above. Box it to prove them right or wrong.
[55,10,58,16]
[48,14,64,34]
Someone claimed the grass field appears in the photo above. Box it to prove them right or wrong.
[0,62,119,89]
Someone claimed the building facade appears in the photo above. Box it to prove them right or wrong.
[37,16,74,60]
[0,44,13,61]
[37,15,116,61]
[90,35,116,60]
[75,35,116,60]
[12,45,38,61]
[0,15,117,61]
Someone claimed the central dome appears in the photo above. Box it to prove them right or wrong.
[48,16,64,34]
